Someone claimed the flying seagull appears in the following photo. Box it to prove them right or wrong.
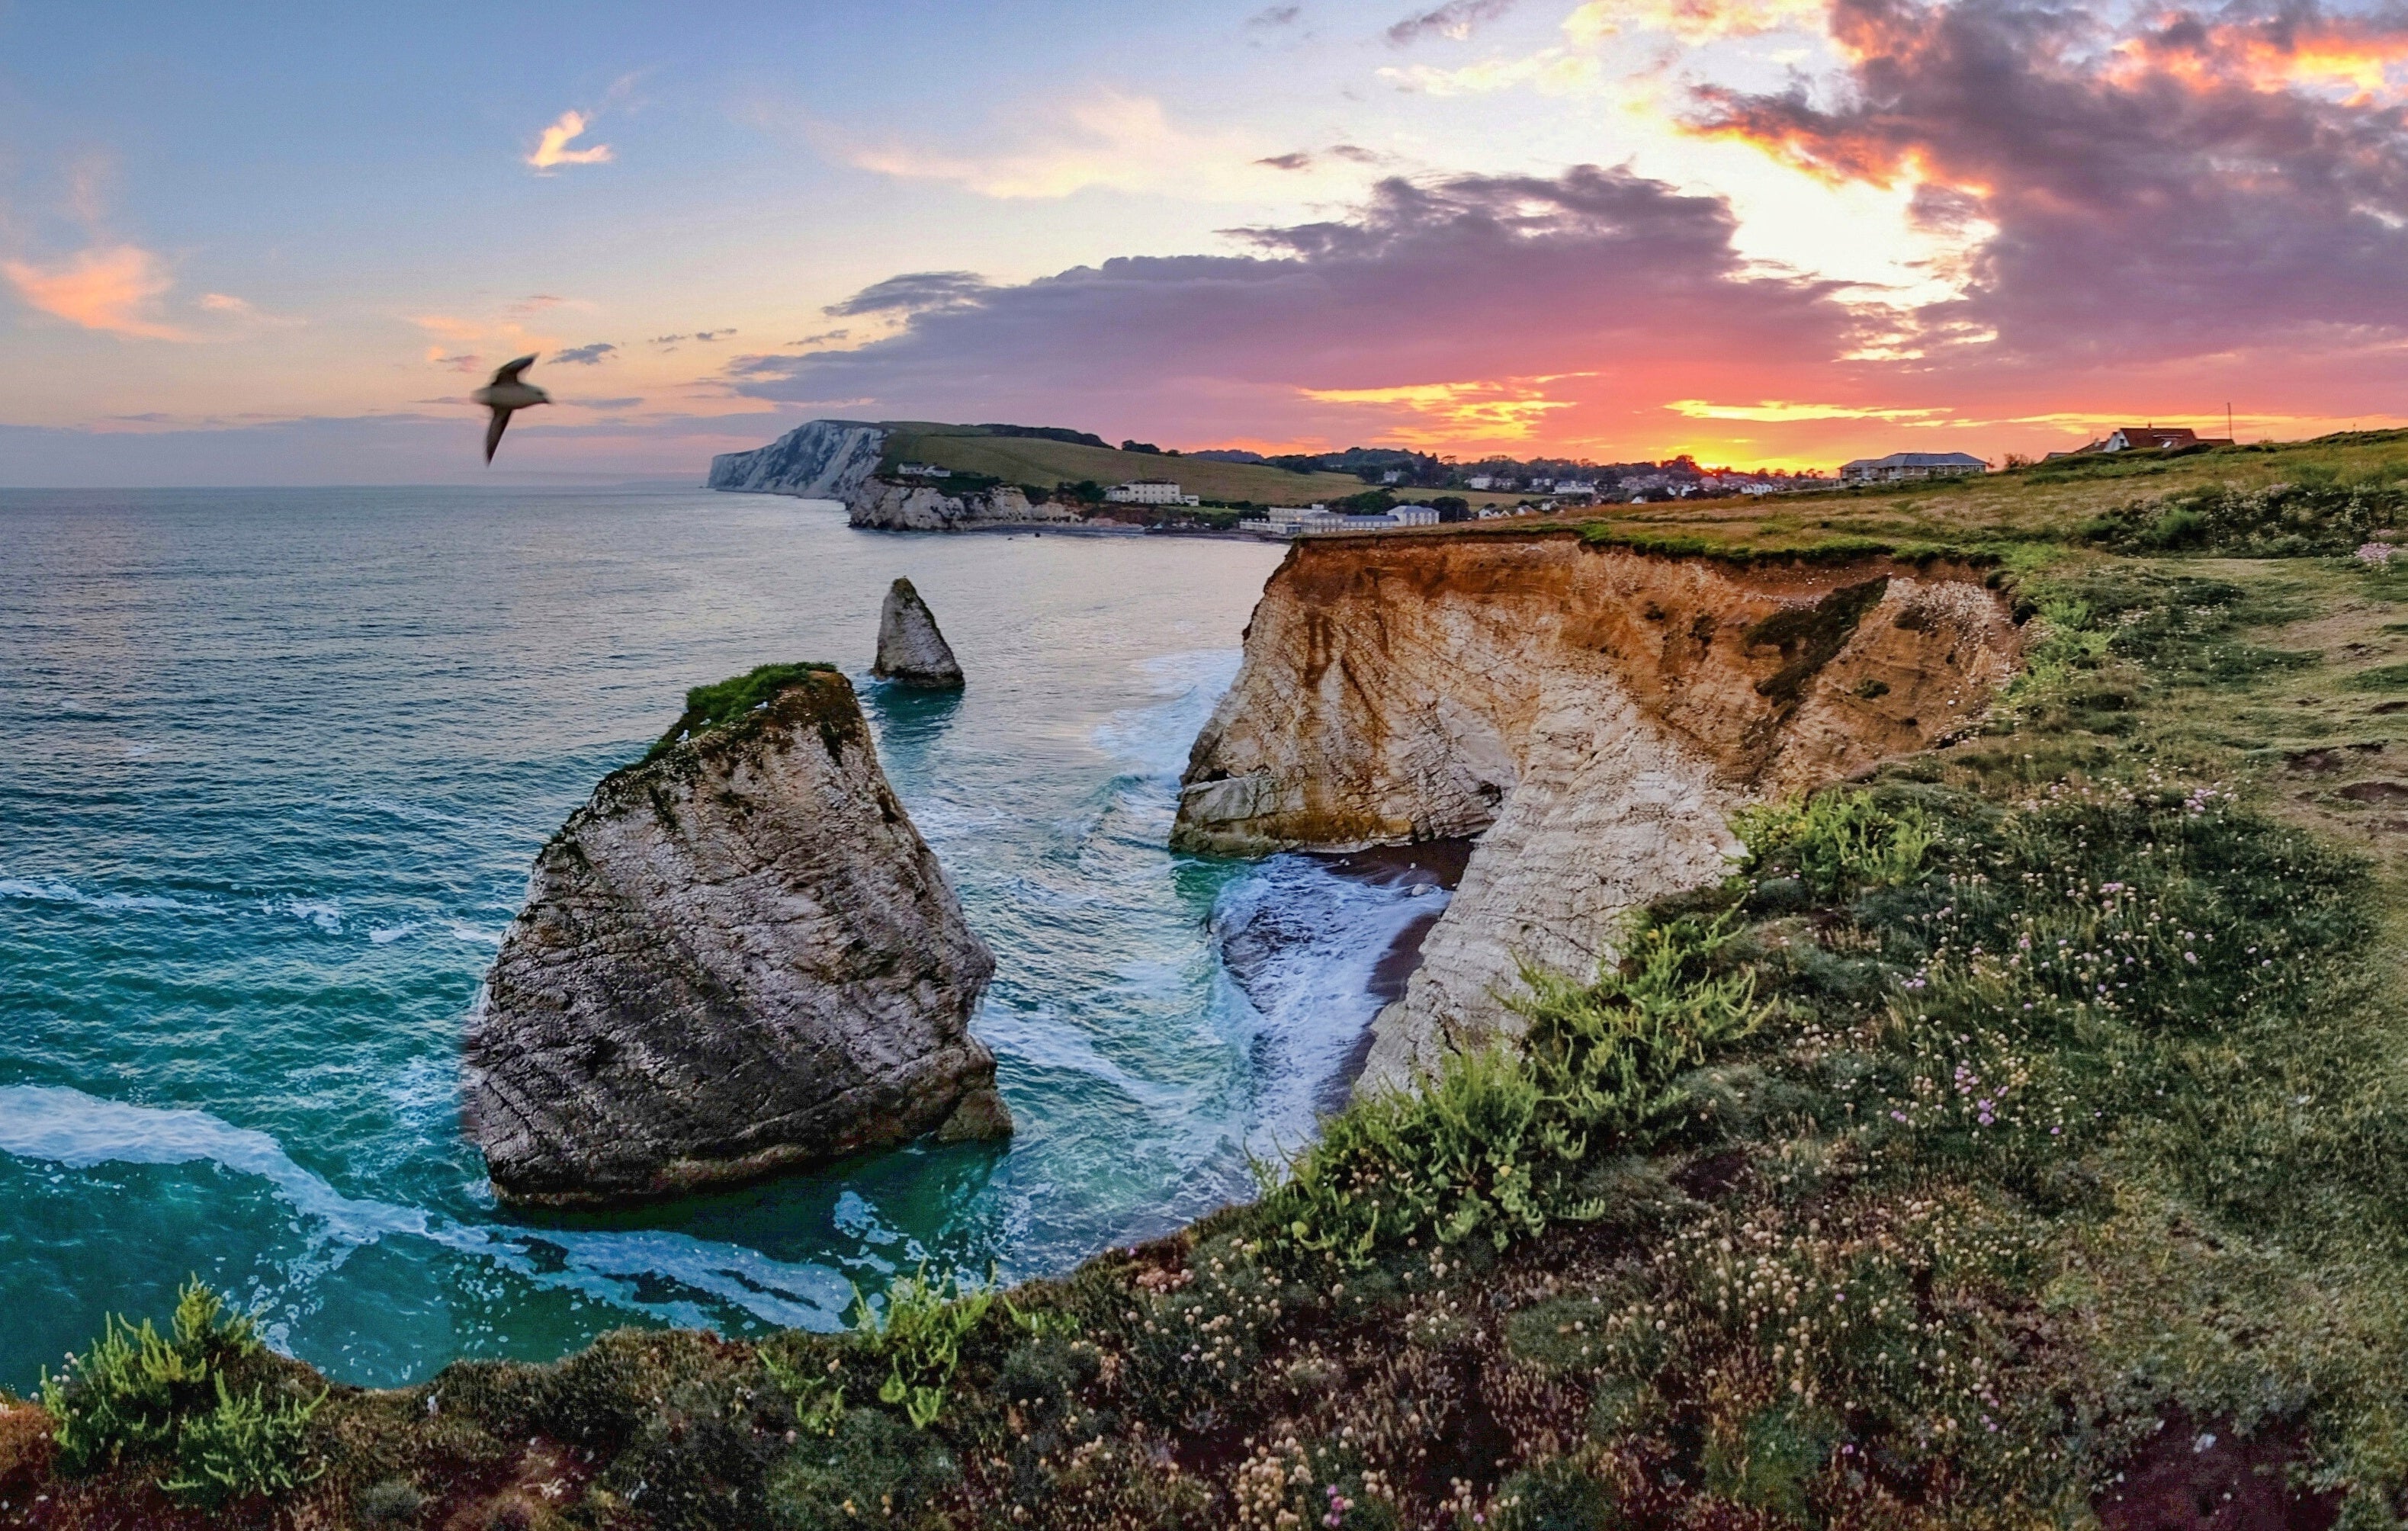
[470,355,551,464]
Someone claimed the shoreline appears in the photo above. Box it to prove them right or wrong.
[1304,839,1474,1107]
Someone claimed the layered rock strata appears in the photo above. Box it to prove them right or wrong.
[1173,533,2020,1095]
[847,480,1080,531]
[466,667,1008,1205]
[875,578,967,688]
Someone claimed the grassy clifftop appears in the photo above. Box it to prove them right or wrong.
[1535,428,2408,558]
[18,437,2408,1528]
[878,425,1453,507]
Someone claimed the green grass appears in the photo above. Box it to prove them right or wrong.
[880,425,1384,508]
[643,662,839,763]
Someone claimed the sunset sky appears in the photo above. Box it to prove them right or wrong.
[6,0,2408,483]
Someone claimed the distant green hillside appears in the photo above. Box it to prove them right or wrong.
[878,423,1430,506]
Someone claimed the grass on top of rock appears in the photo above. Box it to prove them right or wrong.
[644,662,840,762]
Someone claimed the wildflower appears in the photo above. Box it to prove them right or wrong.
[2358,542,2395,567]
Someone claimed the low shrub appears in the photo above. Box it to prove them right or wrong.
[1732,788,1934,901]
[2083,479,2406,555]
[766,1406,957,1529]
[1258,907,1761,1266]
[39,1280,324,1507]
[766,1268,995,1433]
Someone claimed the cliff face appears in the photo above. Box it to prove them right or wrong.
[708,420,891,499]
[465,669,1008,1206]
[1174,534,2019,1094]
[847,479,1082,531]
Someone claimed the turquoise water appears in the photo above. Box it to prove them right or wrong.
[0,487,1437,1389]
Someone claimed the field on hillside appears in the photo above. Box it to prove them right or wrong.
[879,425,1529,509]
[1540,430,2408,553]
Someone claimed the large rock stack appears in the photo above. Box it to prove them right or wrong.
[465,664,1009,1205]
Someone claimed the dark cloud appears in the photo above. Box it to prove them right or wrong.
[693,329,736,342]
[1327,143,1380,162]
[822,271,994,318]
[786,329,851,347]
[1387,0,1518,46]
[433,354,483,374]
[721,166,1856,441]
[552,342,618,364]
[1248,5,1303,27]
[574,396,643,409]
[1690,0,2408,362]
[1257,151,1315,170]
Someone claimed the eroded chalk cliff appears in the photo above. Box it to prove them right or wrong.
[1173,532,2019,1094]
[848,480,1081,531]
[465,667,1008,1206]
[708,420,891,499]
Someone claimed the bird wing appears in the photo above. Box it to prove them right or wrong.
[490,354,538,387]
[484,406,511,464]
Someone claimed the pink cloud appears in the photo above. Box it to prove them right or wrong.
[3,246,190,341]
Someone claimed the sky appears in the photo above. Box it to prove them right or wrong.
[5,0,2408,484]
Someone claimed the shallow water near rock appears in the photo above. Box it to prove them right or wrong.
[0,486,1436,1388]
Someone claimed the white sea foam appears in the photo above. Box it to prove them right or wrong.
[0,876,202,913]
[0,1085,430,1249]
[448,922,506,945]
[265,896,344,932]
[0,1085,853,1332]
[368,923,417,945]
[1212,858,1450,1147]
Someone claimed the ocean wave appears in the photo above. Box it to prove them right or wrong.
[368,923,418,945]
[1212,858,1452,1144]
[0,1085,852,1334]
[0,876,204,913]
[263,896,344,933]
[1092,649,1240,775]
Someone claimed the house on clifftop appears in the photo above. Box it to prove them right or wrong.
[1839,451,1989,484]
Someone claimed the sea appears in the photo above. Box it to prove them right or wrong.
[0,486,1450,1391]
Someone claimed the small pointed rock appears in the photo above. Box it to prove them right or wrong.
[874,577,966,688]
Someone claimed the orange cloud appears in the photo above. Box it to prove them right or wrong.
[2117,14,2408,103]
[528,111,613,172]
[2,246,190,340]
[1296,379,1580,444]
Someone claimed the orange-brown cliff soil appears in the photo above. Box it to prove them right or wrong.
[1174,531,2020,1091]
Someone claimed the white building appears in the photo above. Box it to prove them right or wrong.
[1105,479,1199,506]
[1555,480,1597,496]
[1240,502,1439,536]
[896,462,952,478]
[1466,475,1497,490]
[1838,451,1987,484]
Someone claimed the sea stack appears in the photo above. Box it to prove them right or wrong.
[464,663,1010,1206]
[873,578,966,688]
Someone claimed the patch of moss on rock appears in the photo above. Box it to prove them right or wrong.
[645,663,840,763]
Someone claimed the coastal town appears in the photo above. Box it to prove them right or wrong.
[1101,421,2244,536]
[711,415,2256,538]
